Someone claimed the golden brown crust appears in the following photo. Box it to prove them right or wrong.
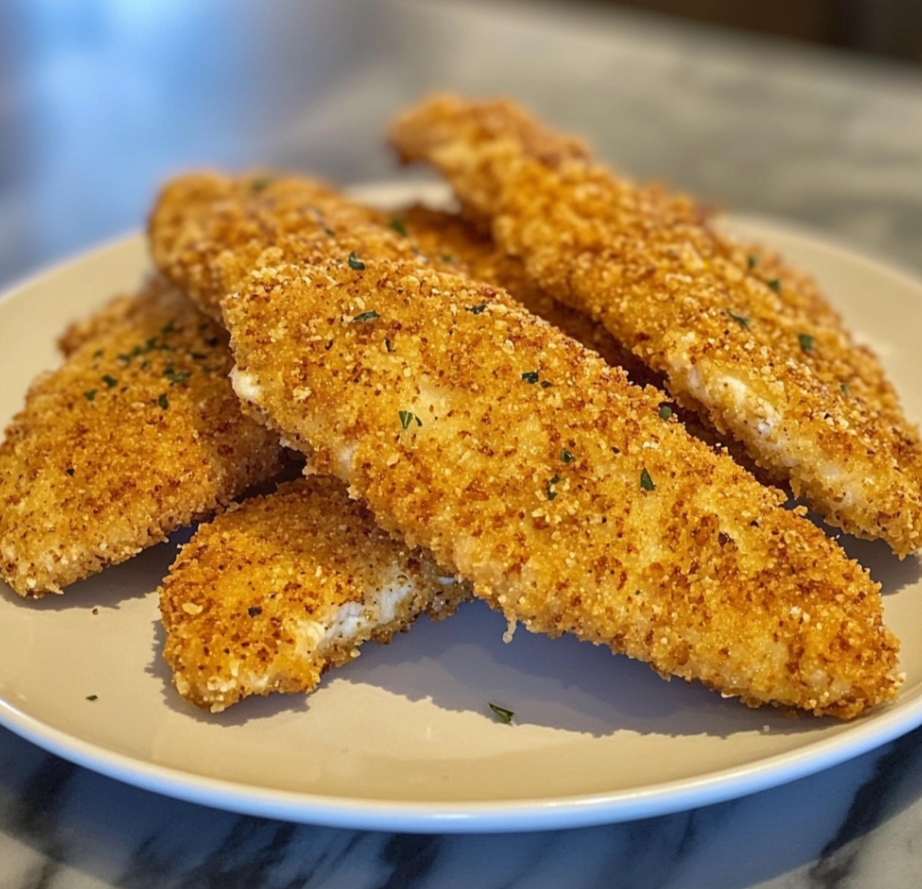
[160,475,468,712]
[389,94,922,555]
[0,277,286,596]
[219,247,899,719]
[399,204,777,483]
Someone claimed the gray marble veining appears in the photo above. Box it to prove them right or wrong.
[1,1,922,886]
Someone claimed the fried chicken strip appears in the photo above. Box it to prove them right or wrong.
[0,277,286,596]
[160,475,467,712]
[389,95,922,556]
[216,245,898,718]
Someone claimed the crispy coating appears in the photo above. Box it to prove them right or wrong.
[149,172,401,319]
[160,475,467,712]
[0,278,286,596]
[389,95,922,555]
[400,204,774,482]
[220,248,900,719]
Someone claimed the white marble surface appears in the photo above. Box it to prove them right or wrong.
[2,0,922,886]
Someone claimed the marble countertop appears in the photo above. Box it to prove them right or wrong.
[2,0,922,885]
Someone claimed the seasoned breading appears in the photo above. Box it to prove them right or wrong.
[400,204,773,481]
[0,277,286,596]
[149,172,397,319]
[160,475,467,712]
[219,249,899,719]
[389,95,922,555]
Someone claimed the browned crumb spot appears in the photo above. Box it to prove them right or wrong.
[0,277,286,597]
[160,475,468,712]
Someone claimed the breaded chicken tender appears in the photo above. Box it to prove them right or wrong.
[160,475,467,712]
[0,278,286,596]
[219,248,899,719]
[389,95,922,555]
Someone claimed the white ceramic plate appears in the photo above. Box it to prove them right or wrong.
[2,183,922,834]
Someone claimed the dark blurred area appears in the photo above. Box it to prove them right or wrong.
[603,0,922,62]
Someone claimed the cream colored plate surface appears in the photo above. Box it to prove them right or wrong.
[1,183,921,833]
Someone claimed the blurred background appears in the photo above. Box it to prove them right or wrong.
[1,0,921,292]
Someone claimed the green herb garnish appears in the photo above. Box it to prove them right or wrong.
[466,304,487,315]
[158,393,169,410]
[101,374,118,389]
[161,319,177,335]
[658,404,673,420]
[521,371,540,384]
[84,390,97,402]
[389,218,407,236]
[767,278,781,293]
[440,254,455,264]
[841,383,850,395]
[560,449,575,463]
[399,410,422,430]
[164,367,191,386]
[725,309,750,328]
[347,251,366,271]
[746,255,758,271]
[92,348,104,359]
[250,176,272,191]
[798,333,815,352]
[546,475,561,501]
[65,467,75,477]
[540,380,553,389]
[85,694,98,702]
[352,310,380,323]
[640,467,656,491]
[489,703,514,724]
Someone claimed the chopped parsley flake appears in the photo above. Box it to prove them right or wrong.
[725,309,750,328]
[399,410,422,430]
[161,319,177,335]
[92,348,104,359]
[250,176,272,191]
[247,606,263,617]
[352,310,380,323]
[389,218,407,236]
[85,694,98,702]
[466,303,488,315]
[767,278,782,293]
[65,467,75,477]
[640,467,656,491]
[440,254,455,264]
[101,374,118,388]
[560,448,575,463]
[164,367,191,386]
[347,251,366,271]
[84,389,97,402]
[746,255,758,271]
[658,404,673,420]
[841,383,850,394]
[385,338,394,353]
[521,371,540,384]
[798,332,815,352]
[489,703,514,724]
[546,475,561,501]
[540,380,553,389]
[324,226,335,236]
[158,393,169,410]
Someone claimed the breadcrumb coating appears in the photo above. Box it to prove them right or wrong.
[400,204,773,482]
[389,95,922,555]
[160,475,467,712]
[149,172,397,319]
[0,277,286,596]
[219,249,900,719]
